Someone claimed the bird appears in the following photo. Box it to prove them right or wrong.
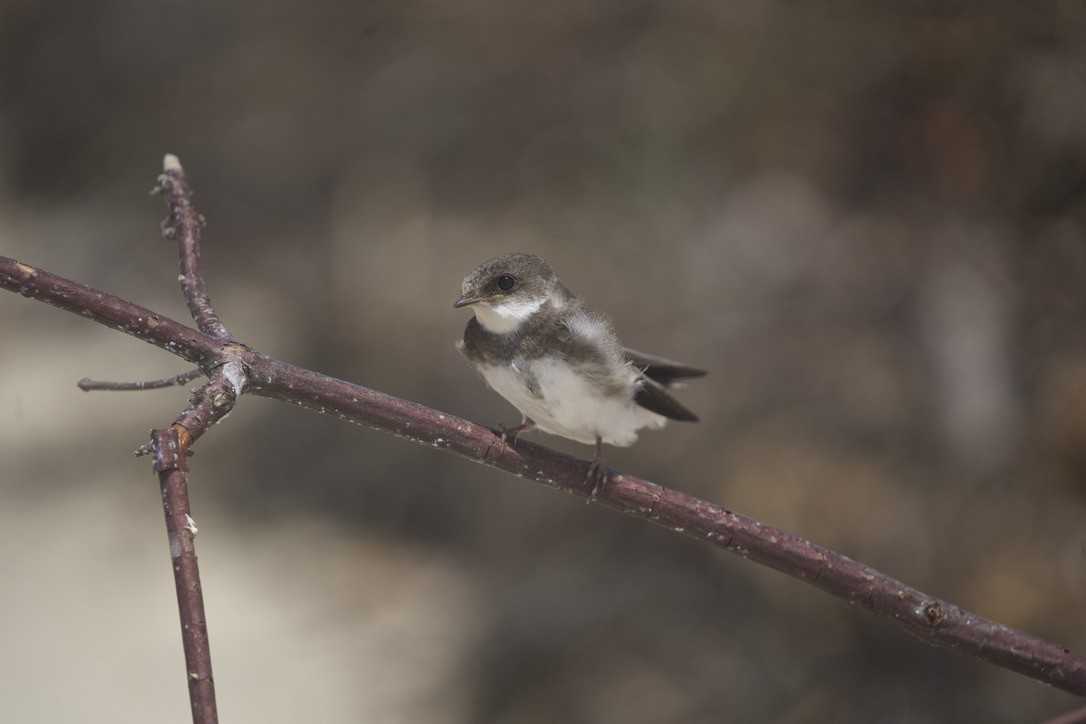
[453,252,705,494]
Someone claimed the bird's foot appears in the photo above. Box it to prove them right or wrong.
[586,435,607,500]
[493,419,535,457]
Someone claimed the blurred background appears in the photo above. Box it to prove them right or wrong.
[2,1,1085,722]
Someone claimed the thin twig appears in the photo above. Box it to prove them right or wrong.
[144,360,242,724]
[156,154,231,340]
[78,367,204,391]
[249,353,1086,695]
[4,151,1086,700]
[171,362,245,449]
[1,252,1083,696]
[0,257,215,364]
[151,427,217,724]
[149,154,242,724]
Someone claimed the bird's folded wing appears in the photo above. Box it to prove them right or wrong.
[633,375,700,422]
[623,347,707,385]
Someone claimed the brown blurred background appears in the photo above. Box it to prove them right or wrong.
[2,2,1086,722]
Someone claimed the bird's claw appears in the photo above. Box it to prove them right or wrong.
[491,419,535,458]
[494,422,511,457]
[586,460,608,500]
[586,435,607,500]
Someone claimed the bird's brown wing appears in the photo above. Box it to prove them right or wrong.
[623,347,706,384]
[624,347,705,422]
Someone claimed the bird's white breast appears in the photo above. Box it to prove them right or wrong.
[477,356,666,447]
[472,298,545,335]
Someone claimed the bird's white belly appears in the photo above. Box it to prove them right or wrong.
[477,357,666,447]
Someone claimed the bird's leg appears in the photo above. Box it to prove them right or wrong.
[587,435,608,499]
[495,418,535,457]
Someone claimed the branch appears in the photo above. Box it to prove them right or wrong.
[155,153,231,340]
[4,253,1084,697]
[147,157,242,724]
[1,156,1084,700]
[78,367,203,391]
[247,354,1086,695]
[152,427,216,722]
[1,257,216,365]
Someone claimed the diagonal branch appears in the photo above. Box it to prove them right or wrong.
[1,250,1084,696]
[1,154,1085,703]
[247,353,1086,695]
[1,257,216,364]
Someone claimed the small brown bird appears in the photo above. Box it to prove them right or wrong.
[454,252,705,490]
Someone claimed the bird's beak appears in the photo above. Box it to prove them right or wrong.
[453,292,493,308]
[453,294,477,309]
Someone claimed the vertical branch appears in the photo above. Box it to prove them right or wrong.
[157,154,231,340]
[151,427,217,724]
[141,154,247,723]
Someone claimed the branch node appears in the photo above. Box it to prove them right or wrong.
[922,601,945,626]
[171,423,193,454]
[160,217,177,240]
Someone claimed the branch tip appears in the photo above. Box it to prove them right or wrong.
[77,368,203,392]
[163,154,182,173]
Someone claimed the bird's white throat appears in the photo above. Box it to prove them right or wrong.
[473,296,546,334]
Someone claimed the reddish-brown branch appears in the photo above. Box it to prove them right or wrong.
[1,154,1084,699]
[0,257,216,365]
[245,354,1086,694]
[151,427,217,724]
[155,154,230,341]
[2,252,1081,694]
[78,367,204,391]
[171,358,244,448]
[148,157,241,724]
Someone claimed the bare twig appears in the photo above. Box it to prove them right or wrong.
[78,367,203,391]
[171,361,245,451]
[2,253,1084,696]
[156,153,230,340]
[145,363,240,724]
[148,156,245,724]
[0,257,214,364]
[248,354,1086,696]
[151,427,217,724]
[2,155,1085,700]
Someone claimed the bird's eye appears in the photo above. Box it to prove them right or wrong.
[496,274,516,291]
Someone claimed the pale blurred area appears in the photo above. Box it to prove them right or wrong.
[2,2,1086,722]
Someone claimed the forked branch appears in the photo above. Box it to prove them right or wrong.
[0,156,1083,709]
